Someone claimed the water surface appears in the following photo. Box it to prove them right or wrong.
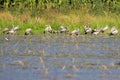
[0,35,120,80]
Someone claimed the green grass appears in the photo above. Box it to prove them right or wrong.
[0,10,120,35]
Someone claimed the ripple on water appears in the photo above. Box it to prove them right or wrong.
[0,36,120,80]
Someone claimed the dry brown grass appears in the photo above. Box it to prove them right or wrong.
[0,11,14,21]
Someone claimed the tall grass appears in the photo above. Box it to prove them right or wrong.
[0,9,120,34]
[0,0,120,34]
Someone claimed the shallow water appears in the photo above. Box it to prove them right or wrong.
[0,35,120,80]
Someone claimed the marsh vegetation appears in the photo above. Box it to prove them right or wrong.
[0,0,120,34]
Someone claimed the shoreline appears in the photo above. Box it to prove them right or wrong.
[1,34,119,38]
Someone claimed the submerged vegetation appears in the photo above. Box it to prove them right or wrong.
[0,0,120,34]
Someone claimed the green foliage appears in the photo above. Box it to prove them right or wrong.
[0,0,120,15]
[0,0,120,35]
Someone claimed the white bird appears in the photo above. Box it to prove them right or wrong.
[110,26,118,35]
[44,25,52,33]
[71,28,80,36]
[8,29,16,35]
[84,25,92,34]
[92,29,100,35]
[3,28,9,34]
[100,25,108,33]
[4,25,20,35]
[60,26,69,33]
[25,28,32,35]
[12,25,19,31]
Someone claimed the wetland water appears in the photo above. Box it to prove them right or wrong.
[0,35,120,80]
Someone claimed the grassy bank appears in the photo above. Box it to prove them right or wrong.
[0,9,120,35]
